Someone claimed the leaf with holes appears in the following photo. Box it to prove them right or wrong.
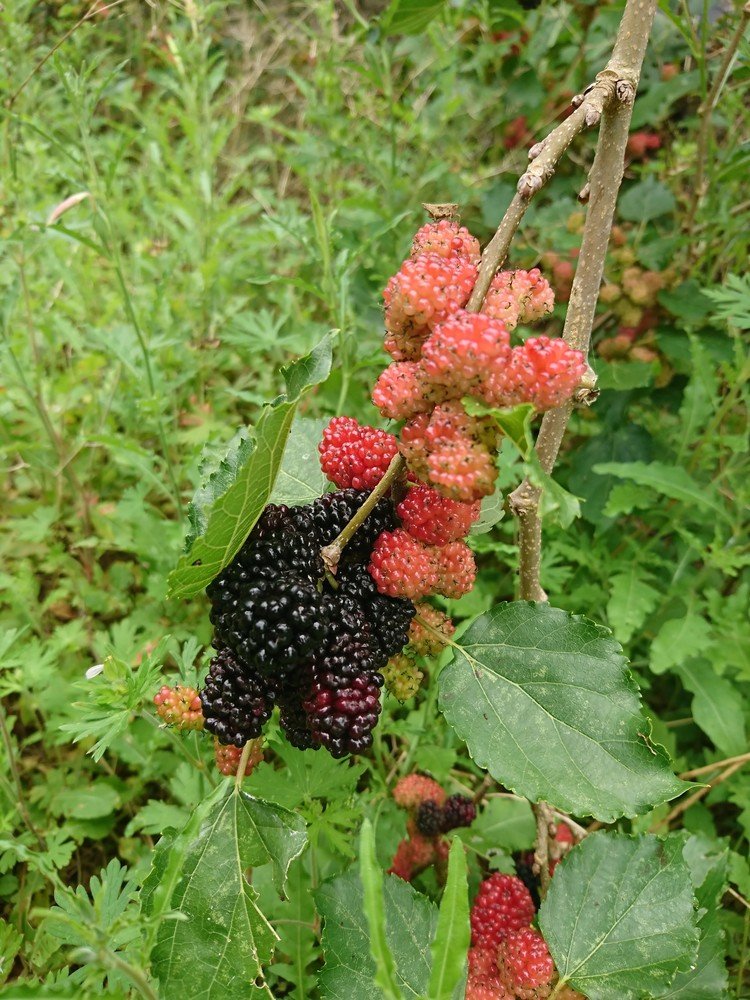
[147,785,307,1000]
[438,602,688,820]
[539,832,699,999]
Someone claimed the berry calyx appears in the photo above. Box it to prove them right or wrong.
[319,416,399,490]
[368,529,440,600]
[470,873,536,951]
[397,485,480,546]
[496,928,554,999]
[154,685,204,731]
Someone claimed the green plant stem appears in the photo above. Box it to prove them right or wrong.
[0,702,44,849]
[321,453,405,571]
[736,907,750,998]
[101,950,159,1000]
[140,711,215,784]
[234,741,253,790]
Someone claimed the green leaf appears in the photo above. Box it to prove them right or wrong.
[281,332,333,400]
[650,613,712,675]
[317,869,437,1000]
[607,566,661,644]
[593,359,657,391]
[659,280,714,325]
[438,603,688,821]
[539,832,699,998]
[619,177,676,222]
[168,337,332,599]
[592,460,726,518]
[526,453,581,527]
[470,484,505,535]
[382,0,448,35]
[678,660,746,756]
[0,918,23,986]
[184,429,255,551]
[655,835,729,998]
[359,820,403,1000]
[474,401,535,459]
[148,786,307,1000]
[49,784,119,821]
[469,797,536,854]
[269,414,329,507]
[428,839,469,1000]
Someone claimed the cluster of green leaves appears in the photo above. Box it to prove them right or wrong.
[1,0,748,997]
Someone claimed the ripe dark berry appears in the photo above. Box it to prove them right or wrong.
[209,573,329,676]
[513,852,541,910]
[415,799,444,837]
[441,794,476,831]
[200,648,277,748]
[308,489,395,560]
[337,562,415,659]
[276,665,320,751]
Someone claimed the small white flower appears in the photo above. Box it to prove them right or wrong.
[86,663,105,680]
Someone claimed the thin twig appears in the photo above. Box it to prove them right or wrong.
[654,757,748,829]
[321,454,405,572]
[680,750,750,779]
[509,0,658,601]
[532,801,554,900]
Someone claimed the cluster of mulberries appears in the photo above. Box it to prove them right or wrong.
[467,823,580,1000]
[200,491,415,758]
[388,775,477,883]
[372,218,585,506]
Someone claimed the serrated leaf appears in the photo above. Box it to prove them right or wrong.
[539,832,699,999]
[269,414,329,507]
[607,566,661,644]
[0,918,23,986]
[317,869,437,1000]
[428,839,469,1000]
[470,483,505,535]
[185,429,254,550]
[168,337,332,599]
[592,461,726,518]
[650,613,712,675]
[148,786,307,1000]
[382,0,448,35]
[438,603,688,821]
[678,660,746,756]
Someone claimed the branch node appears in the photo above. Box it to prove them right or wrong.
[570,92,585,108]
[616,79,635,104]
[517,172,544,198]
[528,139,547,160]
[584,105,601,128]
[578,182,591,203]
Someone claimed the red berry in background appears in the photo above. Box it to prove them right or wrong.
[371,361,448,421]
[369,528,440,600]
[393,773,447,810]
[408,603,455,655]
[411,219,481,263]
[434,541,476,599]
[626,131,662,159]
[470,873,536,951]
[503,115,533,151]
[422,310,511,392]
[388,832,437,881]
[397,485,480,546]
[154,685,204,731]
[496,928,555,999]
[319,416,399,490]
[383,252,477,338]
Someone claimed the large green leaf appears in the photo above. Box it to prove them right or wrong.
[539,832,699,999]
[438,603,688,821]
[317,869,437,999]
[146,785,307,1000]
[467,797,535,854]
[382,0,448,35]
[167,337,332,599]
[650,612,712,675]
